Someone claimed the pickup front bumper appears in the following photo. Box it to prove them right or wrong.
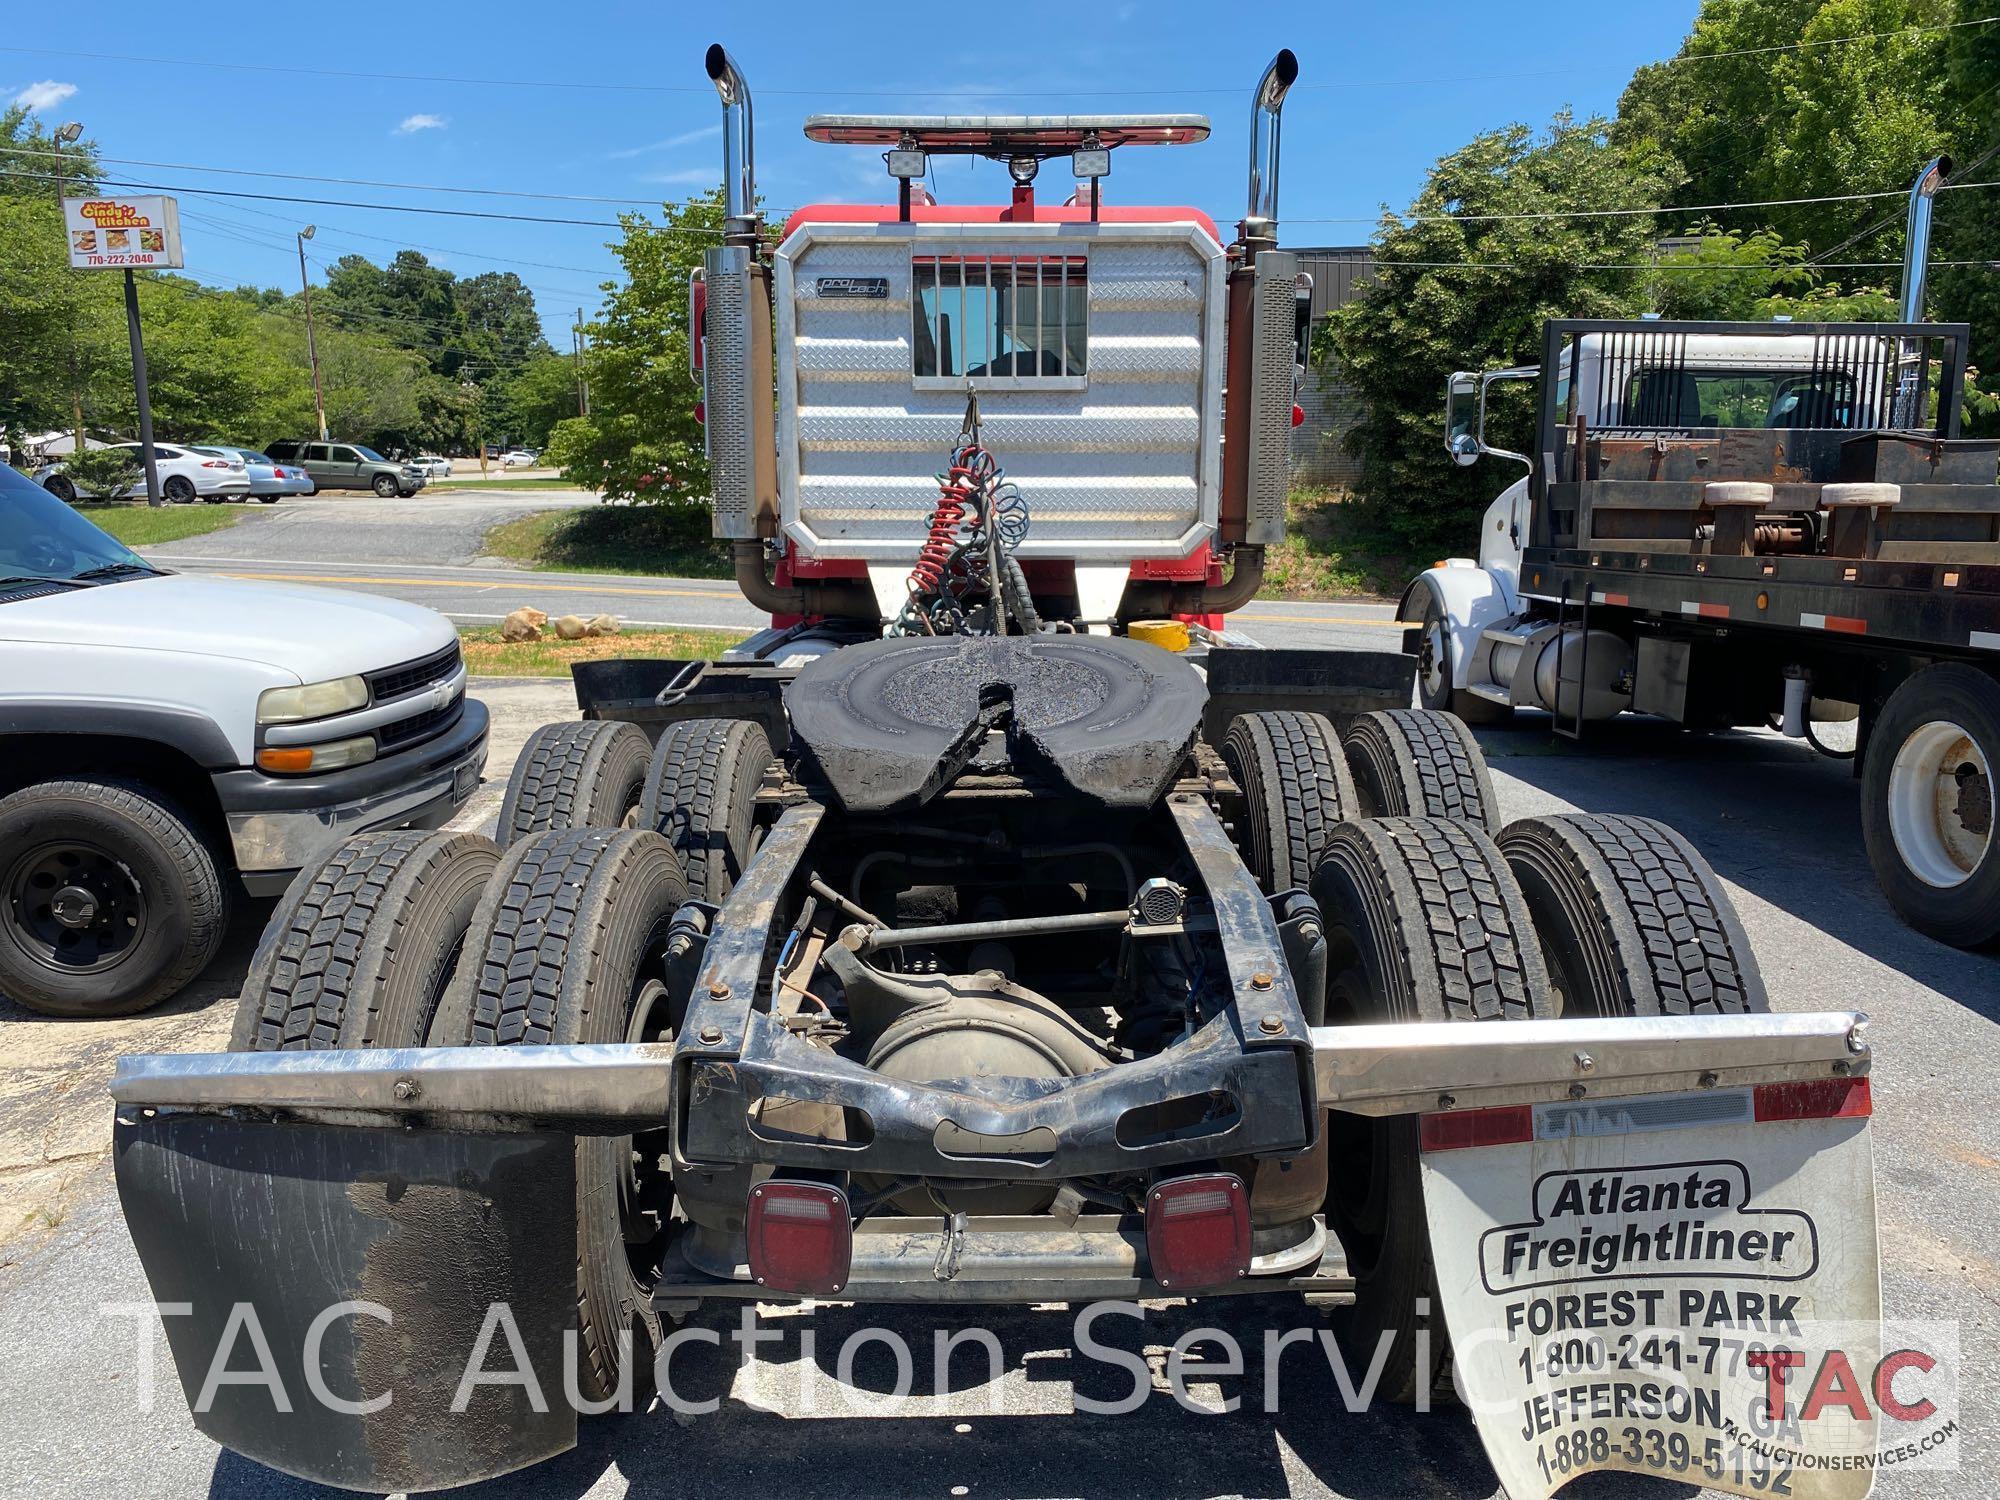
[212,698,488,890]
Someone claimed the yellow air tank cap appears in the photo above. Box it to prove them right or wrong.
[1129,619,1191,652]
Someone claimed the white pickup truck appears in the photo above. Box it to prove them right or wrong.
[0,463,489,1017]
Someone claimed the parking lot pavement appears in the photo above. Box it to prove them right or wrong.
[0,687,1992,1498]
[142,489,597,570]
[134,485,1410,643]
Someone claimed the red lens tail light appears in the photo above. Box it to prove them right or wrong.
[1145,1173,1250,1290]
[746,1181,852,1296]
[202,459,227,468]
[1291,403,1306,429]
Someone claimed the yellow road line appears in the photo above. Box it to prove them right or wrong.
[215,570,739,602]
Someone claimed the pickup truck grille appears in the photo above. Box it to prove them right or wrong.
[368,643,460,703]
[377,698,463,753]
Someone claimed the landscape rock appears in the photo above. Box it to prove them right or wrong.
[500,606,549,642]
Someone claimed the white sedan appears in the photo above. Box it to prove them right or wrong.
[410,454,454,478]
[498,450,539,469]
[33,443,253,504]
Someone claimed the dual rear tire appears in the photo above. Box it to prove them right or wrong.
[499,716,771,902]
[1223,706,1495,896]
[1241,708,1768,1399]
[231,822,689,1409]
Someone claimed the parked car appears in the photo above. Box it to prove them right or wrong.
[409,454,453,479]
[264,441,427,498]
[0,462,488,1018]
[192,446,313,504]
[32,442,253,504]
[498,449,538,469]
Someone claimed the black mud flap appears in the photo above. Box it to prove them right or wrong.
[114,1112,579,1493]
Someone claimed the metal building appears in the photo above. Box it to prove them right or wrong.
[1289,246,1375,487]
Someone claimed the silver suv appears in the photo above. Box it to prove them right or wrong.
[264,441,427,498]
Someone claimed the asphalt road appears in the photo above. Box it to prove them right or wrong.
[0,678,1993,1499]
[138,489,1410,648]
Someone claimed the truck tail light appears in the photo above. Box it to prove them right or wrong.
[746,1181,851,1296]
[1145,1173,1249,1290]
[1291,403,1305,429]
[688,269,707,377]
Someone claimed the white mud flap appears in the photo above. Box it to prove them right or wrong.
[1423,1078,1882,1500]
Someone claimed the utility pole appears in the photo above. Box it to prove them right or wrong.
[297,225,329,441]
[53,121,86,460]
[574,308,589,417]
[123,269,163,507]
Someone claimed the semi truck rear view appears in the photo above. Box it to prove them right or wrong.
[105,42,1894,1499]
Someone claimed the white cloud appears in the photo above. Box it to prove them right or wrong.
[14,80,78,112]
[609,123,721,161]
[396,113,447,134]
[639,166,719,187]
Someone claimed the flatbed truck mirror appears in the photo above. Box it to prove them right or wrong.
[1446,371,1481,465]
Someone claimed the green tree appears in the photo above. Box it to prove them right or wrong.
[1324,116,1668,553]
[545,189,722,504]
[321,249,469,375]
[1616,0,1955,258]
[456,271,549,371]
[491,350,581,449]
[0,105,102,200]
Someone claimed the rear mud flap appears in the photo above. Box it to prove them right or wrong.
[114,1112,579,1493]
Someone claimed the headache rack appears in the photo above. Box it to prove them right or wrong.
[1527,318,1993,564]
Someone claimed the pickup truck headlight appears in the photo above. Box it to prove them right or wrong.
[258,675,368,724]
[256,735,377,775]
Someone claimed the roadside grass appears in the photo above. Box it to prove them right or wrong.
[425,476,592,491]
[82,504,243,547]
[459,625,747,677]
[476,491,1411,598]
[479,505,731,578]
[1260,489,1413,600]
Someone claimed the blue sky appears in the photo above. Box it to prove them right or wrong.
[5,1,1700,344]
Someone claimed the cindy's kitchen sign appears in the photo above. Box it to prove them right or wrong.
[64,194,183,271]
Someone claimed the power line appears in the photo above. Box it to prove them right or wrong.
[8,145,669,207]
[14,157,1992,238]
[3,17,1992,97]
[1288,180,1995,227]
[185,195,613,289]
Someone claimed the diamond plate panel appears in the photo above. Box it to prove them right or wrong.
[778,225,1222,559]
[1245,251,1297,546]
[703,244,756,539]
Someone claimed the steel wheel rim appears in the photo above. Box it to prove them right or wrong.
[1420,619,1448,701]
[1888,719,1992,889]
[3,839,150,974]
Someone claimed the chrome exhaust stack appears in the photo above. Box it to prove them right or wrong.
[1215,48,1302,579]
[700,44,780,547]
[705,43,758,242]
[1242,48,1299,245]
[1891,156,1951,426]
[1899,155,1951,322]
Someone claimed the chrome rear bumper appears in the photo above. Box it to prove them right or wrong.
[112,1010,1870,1130]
